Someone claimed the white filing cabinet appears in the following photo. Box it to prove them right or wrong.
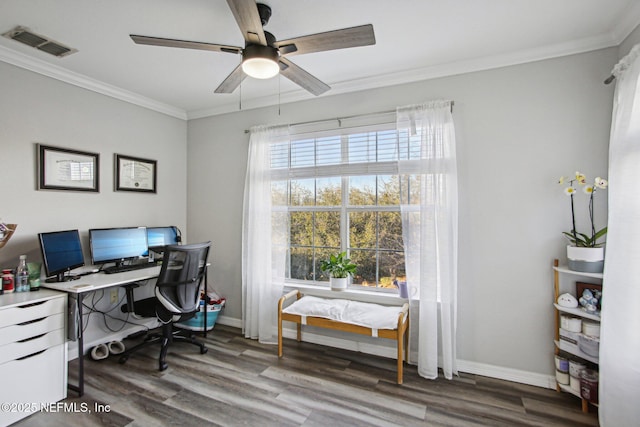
[0,289,67,427]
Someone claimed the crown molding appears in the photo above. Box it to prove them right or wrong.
[0,45,187,120]
[2,21,635,122]
[188,31,623,119]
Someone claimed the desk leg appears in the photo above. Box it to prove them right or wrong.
[68,293,85,397]
[203,266,208,338]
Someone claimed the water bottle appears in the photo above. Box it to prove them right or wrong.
[15,255,29,292]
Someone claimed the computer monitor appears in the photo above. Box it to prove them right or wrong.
[146,226,179,250]
[38,229,85,283]
[89,227,148,267]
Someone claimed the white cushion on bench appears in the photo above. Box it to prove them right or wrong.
[282,295,404,330]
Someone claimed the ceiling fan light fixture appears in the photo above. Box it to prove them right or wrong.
[242,44,279,79]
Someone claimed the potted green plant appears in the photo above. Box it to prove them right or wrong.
[558,172,608,272]
[320,251,356,291]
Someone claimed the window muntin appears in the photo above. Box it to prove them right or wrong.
[272,126,407,290]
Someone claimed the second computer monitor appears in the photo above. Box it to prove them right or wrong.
[146,226,179,250]
[89,227,148,266]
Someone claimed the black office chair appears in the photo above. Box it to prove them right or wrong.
[119,241,211,371]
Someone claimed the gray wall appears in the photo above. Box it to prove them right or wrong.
[0,61,187,348]
[188,47,617,378]
[0,61,188,264]
[0,44,618,380]
[619,23,640,58]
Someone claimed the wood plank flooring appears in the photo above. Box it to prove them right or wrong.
[14,325,599,426]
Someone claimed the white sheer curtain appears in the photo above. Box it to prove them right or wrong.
[397,101,458,379]
[599,44,640,426]
[242,124,290,344]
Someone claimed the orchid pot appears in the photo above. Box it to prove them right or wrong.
[566,245,604,273]
[559,172,608,274]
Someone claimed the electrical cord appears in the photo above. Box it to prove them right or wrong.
[81,280,153,334]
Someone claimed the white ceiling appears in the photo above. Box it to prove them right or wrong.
[1,0,639,120]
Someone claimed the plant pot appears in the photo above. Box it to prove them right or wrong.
[330,277,348,291]
[567,245,604,273]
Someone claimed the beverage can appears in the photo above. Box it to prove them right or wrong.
[2,269,15,293]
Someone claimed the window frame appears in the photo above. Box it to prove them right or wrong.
[272,120,406,292]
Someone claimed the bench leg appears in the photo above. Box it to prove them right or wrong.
[405,316,410,364]
[397,331,403,384]
[278,310,283,358]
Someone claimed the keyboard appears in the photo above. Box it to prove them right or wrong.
[103,262,157,274]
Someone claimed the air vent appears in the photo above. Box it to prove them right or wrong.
[2,26,77,58]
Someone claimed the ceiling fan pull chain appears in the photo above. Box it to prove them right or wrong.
[278,74,281,116]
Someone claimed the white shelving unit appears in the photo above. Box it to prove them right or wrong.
[0,289,67,426]
[553,259,602,413]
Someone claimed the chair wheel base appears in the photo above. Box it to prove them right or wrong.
[200,346,208,354]
[159,362,168,371]
[118,355,128,364]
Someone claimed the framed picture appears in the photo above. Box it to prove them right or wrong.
[37,144,100,192]
[576,282,603,311]
[115,154,157,193]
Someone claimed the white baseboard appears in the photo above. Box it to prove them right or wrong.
[68,321,156,360]
[199,315,557,390]
[217,314,242,329]
[456,359,556,389]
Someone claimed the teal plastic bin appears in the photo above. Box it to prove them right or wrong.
[175,302,222,331]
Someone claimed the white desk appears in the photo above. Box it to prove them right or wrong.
[42,265,161,294]
[42,266,160,396]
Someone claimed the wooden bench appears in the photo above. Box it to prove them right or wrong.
[277,290,409,384]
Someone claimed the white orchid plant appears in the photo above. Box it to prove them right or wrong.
[558,172,608,247]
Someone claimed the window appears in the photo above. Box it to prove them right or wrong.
[270,123,408,290]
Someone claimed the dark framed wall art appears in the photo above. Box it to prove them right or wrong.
[115,154,157,193]
[37,144,100,192]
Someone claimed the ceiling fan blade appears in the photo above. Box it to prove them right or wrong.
[214,64,247,93]
[226,0,267,45]
[279,57,330,96]
[130,35,242,54]
[275,24,375,56]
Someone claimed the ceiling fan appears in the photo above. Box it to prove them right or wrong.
[129,0,375,96]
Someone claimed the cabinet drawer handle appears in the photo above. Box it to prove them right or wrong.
[17,333,46,343]
[17,317,47,326]
[16,349,46,360]
[16,300,47,309]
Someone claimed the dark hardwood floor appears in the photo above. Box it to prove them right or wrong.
[15,325,599,426]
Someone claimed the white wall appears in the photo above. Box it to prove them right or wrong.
[0,61,188,348]
[188,47,617,379]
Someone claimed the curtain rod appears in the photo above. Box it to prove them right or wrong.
[244,101,455,133]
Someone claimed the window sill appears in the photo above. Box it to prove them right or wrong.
[284,282,406,306]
